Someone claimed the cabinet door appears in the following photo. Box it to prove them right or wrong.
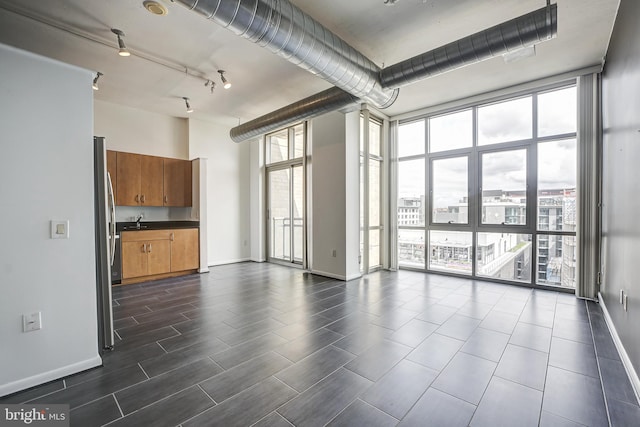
[122,241,148,279]
[116,152,141,206]
[106,150,117,203]
[140,155,164,206]
[171,228,199,271]
[147,239,171,275]
[164,159,192,207]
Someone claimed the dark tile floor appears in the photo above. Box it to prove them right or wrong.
[3,263,639,426]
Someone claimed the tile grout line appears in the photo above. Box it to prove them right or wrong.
[138,363,150,380]
[196,384,217,404]
[112,393,125,419]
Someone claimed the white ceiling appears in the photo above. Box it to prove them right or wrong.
[0,0,620,127]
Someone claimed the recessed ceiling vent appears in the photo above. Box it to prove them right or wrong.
[143,1,168,16]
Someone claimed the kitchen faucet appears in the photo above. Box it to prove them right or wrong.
[135,214,144,230]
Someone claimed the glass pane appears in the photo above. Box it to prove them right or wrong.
[429,110,472,153]
[478,96,532,145]
[428,231,472,275]
[538,139,576,231]
[369,159,381,227]
[293,124,305,159]
[538,86,577,137]
[432,157,468,224]
[537,235,576,288]
[292,166,304,263]
[398,120,425,157]
[268,169,291,261]
[398,229,425,268]
[369,119,382,157]
[369,229,381,268]
[481,149,527,225]
[268,129,289,164]
[477,233,532,282]
[398,159,425,226]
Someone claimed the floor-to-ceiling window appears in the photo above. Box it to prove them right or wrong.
[360,111,384,272]
[397,84,577,289]
[266,123,306,266]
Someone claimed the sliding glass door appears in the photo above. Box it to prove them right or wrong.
[266,124,305,266]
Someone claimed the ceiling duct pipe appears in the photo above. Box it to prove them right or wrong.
[380,4,557,88]
[230,87,359,142]
[174,0,398,108]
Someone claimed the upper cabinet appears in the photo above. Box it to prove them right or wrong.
[163,158,192,207]
[112,150,192,207]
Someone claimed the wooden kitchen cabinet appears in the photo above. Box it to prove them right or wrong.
[163,158,192,207]
[121,230,172,279]
[106,150,117,202]
[171,228,199,272]
[115,152,163,206]
[120,228,199,284]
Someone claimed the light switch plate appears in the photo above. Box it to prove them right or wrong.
[23,312,42,332]
[51,220,70,239]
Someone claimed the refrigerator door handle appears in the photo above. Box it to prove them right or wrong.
[107,172,116,266]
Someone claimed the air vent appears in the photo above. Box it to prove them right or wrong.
[143,1,168,16]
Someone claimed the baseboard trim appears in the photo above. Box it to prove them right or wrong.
[309,269,347,281]
[208,258,251,267]
[345,272,363,281]
[598,292,640,404]
[0,356,102,397]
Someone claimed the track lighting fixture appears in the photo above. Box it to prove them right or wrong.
[205,79,216,94]
[182,97,193,113]
[218,70,231,89]
[111,29,130,57]
[92,72,103,90]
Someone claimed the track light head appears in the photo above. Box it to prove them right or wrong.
[92,72,103,91]
[111,28,130,57]
[218,70,231,89]
[182,97,193,113]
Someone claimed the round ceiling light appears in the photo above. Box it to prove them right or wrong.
[143,1,168,16]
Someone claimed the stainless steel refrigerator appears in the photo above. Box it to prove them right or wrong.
[94,136,116,351]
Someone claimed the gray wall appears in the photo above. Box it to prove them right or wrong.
[601,0,640,374]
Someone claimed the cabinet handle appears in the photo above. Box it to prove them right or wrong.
[142,243,146,253]
[135,194,139,203]
[164,195,168,205]
[170,232,175,241]
[148,243,152,253]
[141,194,146,203]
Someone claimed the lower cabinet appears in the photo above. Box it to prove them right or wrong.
[171,228,200,272]
[121,228,198,283]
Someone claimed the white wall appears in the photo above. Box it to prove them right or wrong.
[188,118,251,266]
[94,100,188,159]
[0,43,101,396]
[311,111,361,280]
[344,111,362,280]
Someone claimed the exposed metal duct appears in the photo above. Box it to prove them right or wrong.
[230,87,359,142]
[174,0,398,108]
[380,4,557,88]
[175,1,558,142]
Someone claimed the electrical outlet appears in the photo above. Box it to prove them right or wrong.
[23,312,42,332]
[623,294,628,312]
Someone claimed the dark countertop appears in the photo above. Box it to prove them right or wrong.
[117,221,199,232]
